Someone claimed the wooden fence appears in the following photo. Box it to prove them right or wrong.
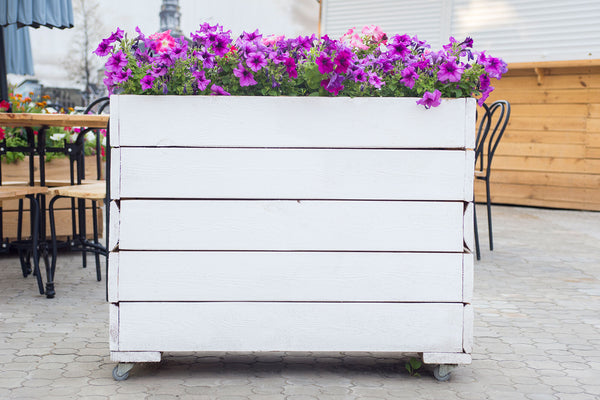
[477,59,600,211]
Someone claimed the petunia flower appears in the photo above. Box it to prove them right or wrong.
[438,60,464,82]
[140,74,155,90]
[368,72,384,89]
[246,52,268,72]
[93,39,113,57]
[233,63,257,86]
[210,84,231,96]
[193,70,211,91]
[400,66,419,89]
[105,50,128,72]
[149,30,176,53]
[316,53,334,74]
[416,90,442,108]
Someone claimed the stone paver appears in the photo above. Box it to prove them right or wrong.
[1,205,599,399]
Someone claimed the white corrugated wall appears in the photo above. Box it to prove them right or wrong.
[321,0,600,63]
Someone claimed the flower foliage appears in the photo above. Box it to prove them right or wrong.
[96,23,507,107]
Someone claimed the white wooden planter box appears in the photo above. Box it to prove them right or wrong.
[108,95,476,377]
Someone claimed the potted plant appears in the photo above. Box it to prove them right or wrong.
[99,23,505,381]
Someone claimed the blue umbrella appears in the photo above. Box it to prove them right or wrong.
[3,23,33,75]
[0,0,74,101]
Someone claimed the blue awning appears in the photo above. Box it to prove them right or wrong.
[0,0,74,29]
[3,23,33,75]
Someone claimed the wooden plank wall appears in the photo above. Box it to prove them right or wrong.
[476,59,600,211]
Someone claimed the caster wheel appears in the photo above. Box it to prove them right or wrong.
[433,365,453,381]
[112,365,130,381]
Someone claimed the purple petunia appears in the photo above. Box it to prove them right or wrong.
[210,84,230,96]
[246,52,268,72]
[105,50,128,72]
[140,74,155,90]
[193,70,211,91]
[233,63,257,86]
[316,53,334,74]
[96,24,505,108]
[93,39,113,57]
[438,60,464,82]
[417,90,442,109]
[367,72,384,89]
[400,66,419,89]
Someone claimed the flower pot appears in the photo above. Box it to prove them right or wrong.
[108,95,476,373]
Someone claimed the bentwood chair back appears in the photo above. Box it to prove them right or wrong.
[473,100,511,260]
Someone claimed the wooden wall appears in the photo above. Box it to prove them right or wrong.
[476,59,600,211]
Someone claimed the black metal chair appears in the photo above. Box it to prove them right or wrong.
[474,100,511,260]
[46,97,109,298]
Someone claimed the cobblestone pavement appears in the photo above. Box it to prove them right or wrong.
[1,205,599,399]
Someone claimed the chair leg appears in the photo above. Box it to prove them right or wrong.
[474,200,481,260]
[47,196,62,298]
[92,200,101,281]
[486,178,493,251]
[27,195,44,295]
[78,198,87,269]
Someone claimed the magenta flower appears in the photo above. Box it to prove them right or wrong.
[316,53,334,74]
[140,74,155,90]
[113,68,132,83]
[438,61,464,82]
[233,63,257,86]
[193,70,211,91]
[93,39,113,57]
[479,74,491,92]
[353,68,367,82]
[483,56,505,79]
[210,84,230,96]
[284,57,298,78]
[334,49,353,74]
[246,52,268,72]
[478,87,494,106]
[368,72,384,89]
[400,66,419,89]
[320,73,345,95]
[416,90,442,109]
[108,27,124,43]
[105,50,128,72]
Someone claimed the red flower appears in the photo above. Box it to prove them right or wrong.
[0,100,10,112]
[0,127,5,140]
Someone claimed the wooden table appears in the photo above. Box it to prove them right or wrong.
[0,112,109,296]
[0,113,109,128]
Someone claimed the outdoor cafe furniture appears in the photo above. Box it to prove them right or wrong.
[473,100,511,260]
[0,185,47,293]
[0,112,109,296]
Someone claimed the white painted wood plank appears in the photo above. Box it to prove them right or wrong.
[117,251,464,302]
[119,148,470,201]
[110,351,161,363]
[117,302,465,353]
[463,304,474,354]
[110,147,120,200]
[463,202,474,252]
[118,200,464,252]
[463,253,474,304]
[422,352,472,365]
[464,150,475,202]
[115,95,470,149]
[108,201,119,252]
[107,252,119,303]
[465,98,477,149]
[109,95,119,147]
[109,303,119,351]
